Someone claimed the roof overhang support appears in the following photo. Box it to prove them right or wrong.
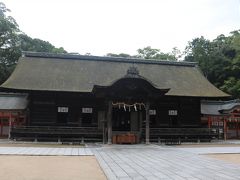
[92,77,170,99]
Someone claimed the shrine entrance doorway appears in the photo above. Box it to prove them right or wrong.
[112,106,145,132]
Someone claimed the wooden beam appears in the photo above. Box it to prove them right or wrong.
[107,101,113,144]
[145,101,150,144]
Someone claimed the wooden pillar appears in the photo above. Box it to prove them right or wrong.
[236,119,239,139]
[0,116,2,137]
[208,116,211,129]
[145,101,150,144]
[139,112,143,143]
[8,112,12,139]
[224,118,227,141]
[107,101,113,144]
[102,120,105,144]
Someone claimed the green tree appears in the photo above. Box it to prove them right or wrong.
[0,2,21,83]
[0,2,67,84]
[184,30,240,98]
[106,53,134,58]
[184,37,212,77]
[171,47,182,60]
[106,47,180,61]
[220,77,240,98]
[137,46,177,61]
[19,34,66,53]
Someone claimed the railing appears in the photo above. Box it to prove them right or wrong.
[11,126,102,135]
[10,126,103,142]
[141,127,218,143]
[10,126,219,143]
[141,127,217,136]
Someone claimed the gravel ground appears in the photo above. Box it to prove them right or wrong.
[0,156,106,180]
[206,153,240,165]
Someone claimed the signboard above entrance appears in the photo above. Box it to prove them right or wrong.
[168,110,177,116]
[82,108,93,113]
[58,107,68,113]
[149,110,156,115]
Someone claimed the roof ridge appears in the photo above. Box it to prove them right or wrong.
[22,51,197,67]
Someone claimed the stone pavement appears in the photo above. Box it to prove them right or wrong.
[93,145,240,180]
[178,146,240,154]
[1,144,240,179]
[0,147,93,155]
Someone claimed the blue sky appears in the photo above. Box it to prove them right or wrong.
[3,0,240,56]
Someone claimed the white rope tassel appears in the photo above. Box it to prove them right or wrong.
[134,104,137,111]
[124,104,126,111]
[129,106,131,112]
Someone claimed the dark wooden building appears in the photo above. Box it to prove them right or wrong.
[0,52,229,143]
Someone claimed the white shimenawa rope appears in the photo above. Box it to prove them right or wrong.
[112,102,146,111]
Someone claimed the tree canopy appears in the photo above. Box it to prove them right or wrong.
[0,2,20,83]
[19,34,67,53]
[184,30,240,98]
[0,2,66,83]
[107,46,180,61]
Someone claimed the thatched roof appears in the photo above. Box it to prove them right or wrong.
[1,52,229,97]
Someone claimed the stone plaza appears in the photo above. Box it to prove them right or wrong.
[0,144,240,180]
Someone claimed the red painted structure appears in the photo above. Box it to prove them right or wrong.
[0,111,26,137]
[0,93,28,137]
[201,100,240,140]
